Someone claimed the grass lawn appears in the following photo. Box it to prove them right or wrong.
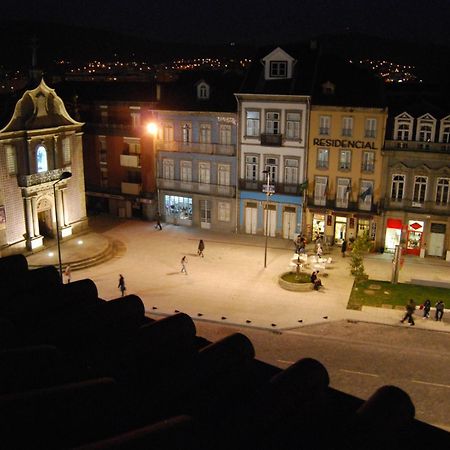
[348,279,450,310]
[281,272,311,283]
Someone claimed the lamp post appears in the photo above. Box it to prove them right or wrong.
[53,171,72,281]
[262,169,274,268]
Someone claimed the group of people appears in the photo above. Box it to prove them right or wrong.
[401,298,446,326]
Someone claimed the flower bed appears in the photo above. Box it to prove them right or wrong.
[278,272,313,292]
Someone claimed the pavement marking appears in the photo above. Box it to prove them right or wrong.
[340,369,379,378]
[411,379,450,389]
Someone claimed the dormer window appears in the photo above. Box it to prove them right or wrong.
[262,47,295,80]
[322,81,335,95]
[197,81,210,100]
[270,61,287,78]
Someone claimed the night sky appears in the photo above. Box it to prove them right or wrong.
[2,0,450,46]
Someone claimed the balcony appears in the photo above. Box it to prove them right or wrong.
[384,140,450,153]
[383,197,450,215]
[157,178,235,197]
[120,154,141,168]
[121,182,141,195]
[238,179,303,195]
[260,133,283,146]
[307,196,380,214]
[17,168,72,187]
[155,140,235,156]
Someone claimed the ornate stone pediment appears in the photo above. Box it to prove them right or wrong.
[0,78,83,133]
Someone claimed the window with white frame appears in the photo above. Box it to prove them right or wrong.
[317,148,329,169]
[62,137,71,165]
[391,175,405,201]
[99,137,107,166]
[284,158,298,185]
[218,201,231,222]
[265,111,280,135]
[130,110,141,128]
[198,162,210,184]
[416,116,436,142]
[436,178,449,205]
[285,112,300,140]
[219,124,232,145]
[342,117,353,137]
[125,138,141,155]
[362,151,375,172]
[162,159,174,180]
[418,125,432,142]
[197,82,209,100]
[162,123,174,142]
[245,110,260,137]
[336,178,351,208]
[218,164,230,186]
[265,157,278,184]
[180,161,192,182]
[365,118,377,138]
[396,123,411,141]
[200,199,211,224]
[199,123,211,144]
[413,176,427,203]
[441,126,450,144]
[314,176,328,206]
[359,180,373,210]
[5,145,17,175]
[269,61,287,78]
[319,115,331,135]
[100,167,108,188]
[245,155,258,181]
[339,150,351,170]
[181,124,191,143]
[36,145,48,173]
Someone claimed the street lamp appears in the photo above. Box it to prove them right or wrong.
[53,171,72,281]
[262,169,274,268]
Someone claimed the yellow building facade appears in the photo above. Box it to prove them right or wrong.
[305,105,387,248]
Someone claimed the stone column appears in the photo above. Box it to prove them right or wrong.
[31,196,39,237]
[24,197,34,238]
[55,188,64,232]
[60,188,68,226]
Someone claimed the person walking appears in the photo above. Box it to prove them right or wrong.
[64,265,71,284]
[181,256,188,275]
[422,299,431,319]
[118,274,126,296]
[155,212,162,230]
[197,239,205,257]
[400,299,416,326]
[435,300,445,321]
[341,239,348,257]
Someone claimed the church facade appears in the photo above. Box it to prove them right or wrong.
[0,79,88,256]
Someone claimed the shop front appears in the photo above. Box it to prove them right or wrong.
[312,213,325,239]
[384,218,403,253]
[164,194,192,226]
[406,220,424,255]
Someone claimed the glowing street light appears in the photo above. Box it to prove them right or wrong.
[146,122,158,136]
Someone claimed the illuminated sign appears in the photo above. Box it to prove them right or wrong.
[313,138,376,149]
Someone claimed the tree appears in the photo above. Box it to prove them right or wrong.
[349,231,372,282]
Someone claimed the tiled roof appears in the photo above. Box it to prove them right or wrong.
[0,254,447,449]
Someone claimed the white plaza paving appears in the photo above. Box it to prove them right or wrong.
[54,218,450,333]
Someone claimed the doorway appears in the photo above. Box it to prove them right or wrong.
[245,203,257,234]
[38,209,53,238]
[264,204,276,237]
[282,206,297,239]
[334,216,347,244]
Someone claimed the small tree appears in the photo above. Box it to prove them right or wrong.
[349,231,372,282]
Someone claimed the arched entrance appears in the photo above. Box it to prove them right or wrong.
[36,196,54,238]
